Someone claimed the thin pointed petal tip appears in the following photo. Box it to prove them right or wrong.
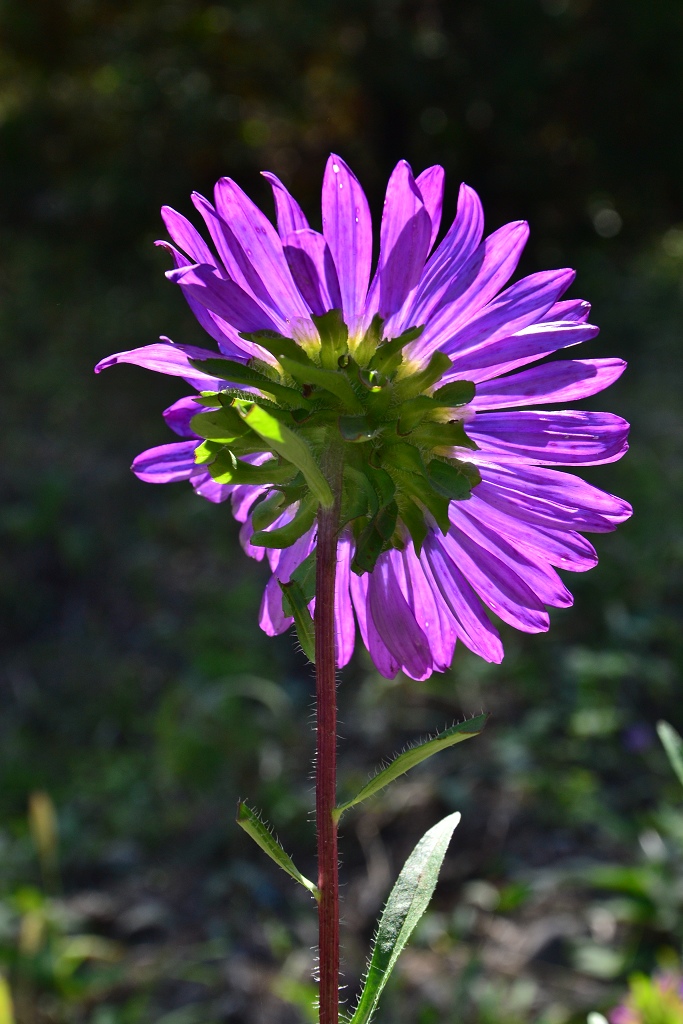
[100,156,631,680]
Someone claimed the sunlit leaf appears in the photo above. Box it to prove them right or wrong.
[657,720,683,790]
[346,812,461,1024]
[236,802,319,899]
[334,715,487,819]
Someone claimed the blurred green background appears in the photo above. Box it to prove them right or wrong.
[1,0,683,1021]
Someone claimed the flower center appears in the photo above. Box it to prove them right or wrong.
[188,311,480,574]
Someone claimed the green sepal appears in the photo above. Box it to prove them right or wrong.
[410,418,478,451]
[196,391,223,408]
[290,550,316,603]
[358,368,388,392]
[189,356,309,409]
[376,500,399,541]
[236,403,334,508]
[250,491,287,533]
[209,451,297,486]
[251,494,317,549]
[382,440,428,477]
[398,497,428,555]
[657,721,683,790]
[311,310,349,369]
[279,357,363,413]
[400,472,451,533]
[345,812,461,1024]
[352,521,385,575]
[368,324,425,376]
[339,465,378,531]
[236,802,320,900]
[335,715,487,819]
[190,407,249,442]
[427,458,481,501]
[238,329,315,367]
[194,439,222,465]
[353,313,385,367]
[279,578,316,663]
[363,463,396,509]
[338,415,382,443]
[393,351,452,402]
[432,379,476,406]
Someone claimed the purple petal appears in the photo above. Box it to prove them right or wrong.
[415,165,445,253]
[399,547,457,671]
[167,264,282,335]
[334,533,356,668]
[468,409,630,466]
[189,468,232,504]
[365,160,432,320]
[156,242,258,359]
[213,176,312,321]
[239,516,267,561]
[260,575,293,635]
[95,340,229,389]
[161,206,217,266]
[163,395,203,437]
[439,528,550,633]
[422,536,504,662]
[436,268,575,359]
[472,358,627,410]
[349,571,370,652]
[368,554,433,679]
[283,228,342,315]
[449,504,573,609]
[407,220,530,362]
[132,441,198,483]
[395,182,484,333]
[474,461,632,532]
[443,321,599,384]
[463,494,599,572]
[546,298,591,323]
[261,171,310,237]
[321,154,373,322]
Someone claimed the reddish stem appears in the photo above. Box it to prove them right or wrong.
[315,475,341,1024]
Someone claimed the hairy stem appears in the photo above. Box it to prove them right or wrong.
[315,454,342,1024]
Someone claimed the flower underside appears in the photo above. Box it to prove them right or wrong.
[189,309,480,575]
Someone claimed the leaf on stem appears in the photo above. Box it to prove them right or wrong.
[345,812,461,1024]
[334,714,487,820]
[236,802,320,900]
[657,720,683,790]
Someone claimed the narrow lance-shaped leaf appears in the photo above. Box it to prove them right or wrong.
[346,812,461,1024]
[334,715,487,820]
[236,403,334,508]
[280,578,316,664]
[236,802,320,900]
[657,721,683,791]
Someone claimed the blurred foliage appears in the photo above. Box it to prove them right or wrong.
[1,0,683,1021]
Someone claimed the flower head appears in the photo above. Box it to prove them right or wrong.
[97,155,631,678]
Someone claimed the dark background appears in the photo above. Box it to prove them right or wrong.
[2,1,683,1022]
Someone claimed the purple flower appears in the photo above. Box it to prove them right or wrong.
[97,156,631,679]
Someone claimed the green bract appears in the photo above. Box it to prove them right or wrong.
[188,315,480,575]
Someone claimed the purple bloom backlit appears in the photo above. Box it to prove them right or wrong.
[97,156,631,679]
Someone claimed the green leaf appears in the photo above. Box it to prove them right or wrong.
[339,465,378,531]
[352,521,385,575]
[252,494,317,549]
[190,407,249,442]
[657,721,683,790]
[410,418,478,450]
[239,330,315,367]
[334,715,487,819]
[393,352,452,402]
[368,325,425,376]
[279,356,364,413]
[311,309,349,369]
[427,459,481,501]
[346,812,461,1024]
[237,403,334,508]
[398,497,428,556]
[432,380,476,406]
[209,452,297,486]
[280,578,316,663]
[290,550,316,603]
[250,491,287,533]
[189,356,309,409]
[338,415,382,442]
[236,802,320,900]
